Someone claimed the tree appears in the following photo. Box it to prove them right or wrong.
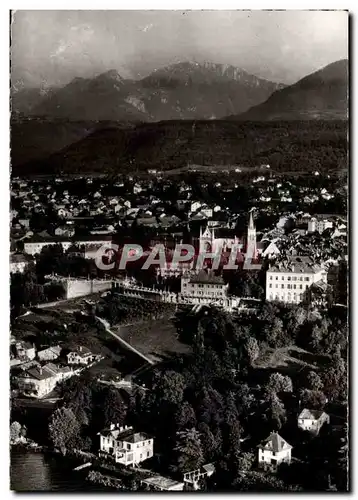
[236,452,255,473]
[103,388,126,428]
[171,428,204,474]
[305,371,323,391]
[10,421,22,443]
[262,392,287,431]
[299,389,327,410]
[154,370,186,406]
[245,337,260,366]
[266,372,293,394]
[48,407,81,455]
[175,402,196,431]
[197,422,217,461]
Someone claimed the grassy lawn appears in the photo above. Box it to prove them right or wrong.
[253,344,331,376]
[112,318,191,363]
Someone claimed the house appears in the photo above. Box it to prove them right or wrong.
[66,346,95,365]
[14,341,36,361]
[57,207,71,218]
[55,226,75,238]
[98,424,154,466]
[298,409,330,435]
[308,217,333,234]
[266,256,328,304]
[17,363,72,398]
[10,253,31,274]
[141,476,184,491]
[258,432,292,467]
[261,241,281,259]
[37,345,62,362]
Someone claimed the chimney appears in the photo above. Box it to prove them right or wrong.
[110,423,115,430]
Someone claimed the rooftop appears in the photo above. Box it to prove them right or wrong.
[269,256,322,274]
[141,476,184,491]
[298,409,327,420]
[258,432,292,453]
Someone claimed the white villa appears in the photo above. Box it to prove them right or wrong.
[98,424,154,467]
[298,409,330,435]
[258,432,292,467]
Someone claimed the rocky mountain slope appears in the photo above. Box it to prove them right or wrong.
[232,59,348,121]
[12,62,284,121]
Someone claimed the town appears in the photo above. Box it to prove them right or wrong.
[9,8,349,494]
[10,166,348,491]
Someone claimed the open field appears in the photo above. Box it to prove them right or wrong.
[252,344,331,379]
[112,317,191,363]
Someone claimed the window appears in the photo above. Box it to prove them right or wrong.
[127,443,131,450]
[292,277,297,281]
[281,284,284,289]
[270,276,273,280]
[275,276,278,280]
[275,284,278,289]
[293,284,296,289]
[287,277,291,281]
[287,284,291,290]
[282,277,285,281]
[300,285,303,289]
[305,277,309,281]
[269,284,272,288]
[147,451,150,457]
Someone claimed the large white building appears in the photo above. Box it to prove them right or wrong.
[98,424,153,466]
[266,256,327,304]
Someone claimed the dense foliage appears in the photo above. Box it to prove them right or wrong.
[14,120,347,176]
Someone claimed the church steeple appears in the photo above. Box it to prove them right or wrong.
[249,210,255,230]
[246,210,257,260]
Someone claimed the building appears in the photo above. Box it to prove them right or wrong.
[298,409,330,435]
[23,238,72,256]
[198,226,241,255]
[181,270,228,304]
[10,253,32,274]
[17,363,72,398]
[141,476,184,491]
[243,211,262,271]
[266,256,328,304]
[13,341,36,361]
[98,424,153,466]
[37,345,62,362]
[66,346,95,365]
[258,432,292,467]
[308,216,334,234]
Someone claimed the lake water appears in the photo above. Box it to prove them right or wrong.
[10,449,110,492]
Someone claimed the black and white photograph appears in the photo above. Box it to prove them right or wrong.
[9,9,349,492]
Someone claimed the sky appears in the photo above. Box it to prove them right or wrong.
[10,10,348,87]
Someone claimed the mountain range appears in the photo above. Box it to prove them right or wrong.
[11,59,348,174]
[12,62,284,122]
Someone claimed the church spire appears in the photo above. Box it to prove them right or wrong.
[249,209,255,230]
